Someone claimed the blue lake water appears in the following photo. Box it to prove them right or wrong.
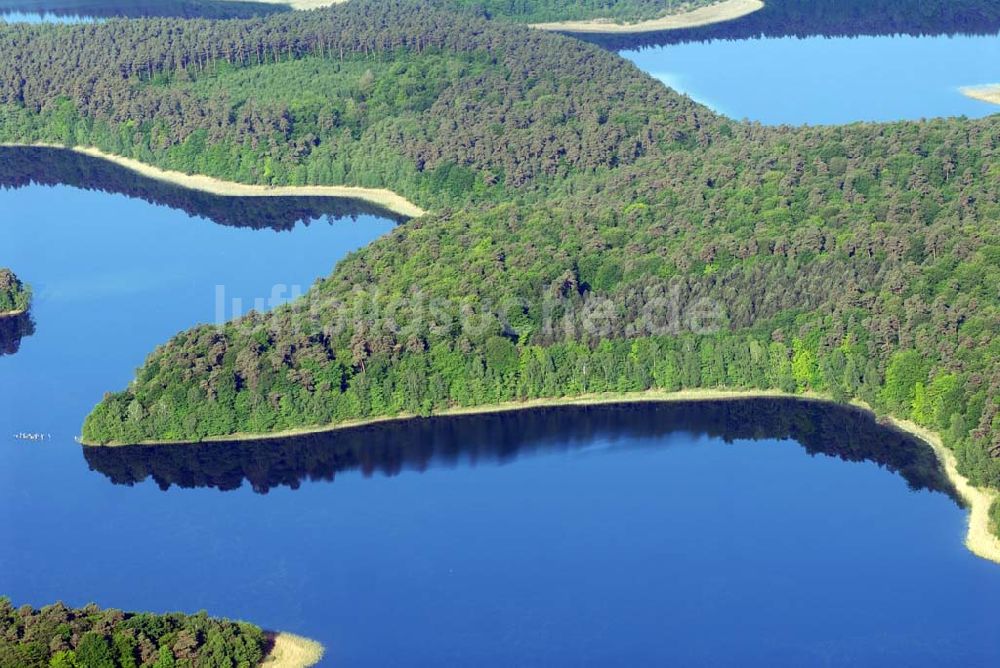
[623,32,1000,124]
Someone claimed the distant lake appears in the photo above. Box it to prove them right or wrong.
[623,32,1000,124]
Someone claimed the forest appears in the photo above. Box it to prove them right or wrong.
[0,599,267,668]
[0,269,31,315]
[0,2,995,532]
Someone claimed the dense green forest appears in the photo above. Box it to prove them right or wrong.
[0,599,266,668]
[439,0,720,24]
[0,2,707,209]
[0,3,995,529]
[0,269,31,315]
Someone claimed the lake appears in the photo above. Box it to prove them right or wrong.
[586,0,1000,124]
[622,35,1000,125]
[2,1,1000,665]
[622,32,1000,125]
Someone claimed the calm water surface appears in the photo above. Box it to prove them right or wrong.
[624,32,1000,124]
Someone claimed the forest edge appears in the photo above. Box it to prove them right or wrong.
[0,143,426,218]
[79,387,1000,566]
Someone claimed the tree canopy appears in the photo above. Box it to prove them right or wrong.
[0,598,267,668]
[0,269,31,315]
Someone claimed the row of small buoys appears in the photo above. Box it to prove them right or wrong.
[13,432,50,441]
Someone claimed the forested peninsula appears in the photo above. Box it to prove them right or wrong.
[0,599,320,668]
[0,269,31,317]
[0,2,997,540]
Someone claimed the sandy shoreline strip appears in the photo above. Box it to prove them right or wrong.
[85,387,1000,565]
[0,143,425,218]
[261,632,324,668]
[960,84,1000,106]
[888,417,1000,565]
[0,308,27,318]
[532,0,763,34]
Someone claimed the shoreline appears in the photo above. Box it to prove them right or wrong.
[0,143,426,218]
[83,388,797,446]
[531,0,763,34]
[960,84,1000,106]
[261,632,324,668]
[83,387,1000,565]
[0,308,27,318]
[886,417,1000,566]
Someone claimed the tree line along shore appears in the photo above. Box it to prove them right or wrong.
[0,600,323,668]
[82,388,1000,564]
[0,143,425,217]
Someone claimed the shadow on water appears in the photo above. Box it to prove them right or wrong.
[0,147,410,229]
[0,311,34,356]
[0,0,288,20]
[576,0,1000,50]
[84,397,961,502]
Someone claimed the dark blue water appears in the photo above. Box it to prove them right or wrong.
[624,32,1000,124]
[1,150,999,665]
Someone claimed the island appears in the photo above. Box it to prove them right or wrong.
[0,2,997,555]
[0,599,322,668]
[0,268,30,317]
